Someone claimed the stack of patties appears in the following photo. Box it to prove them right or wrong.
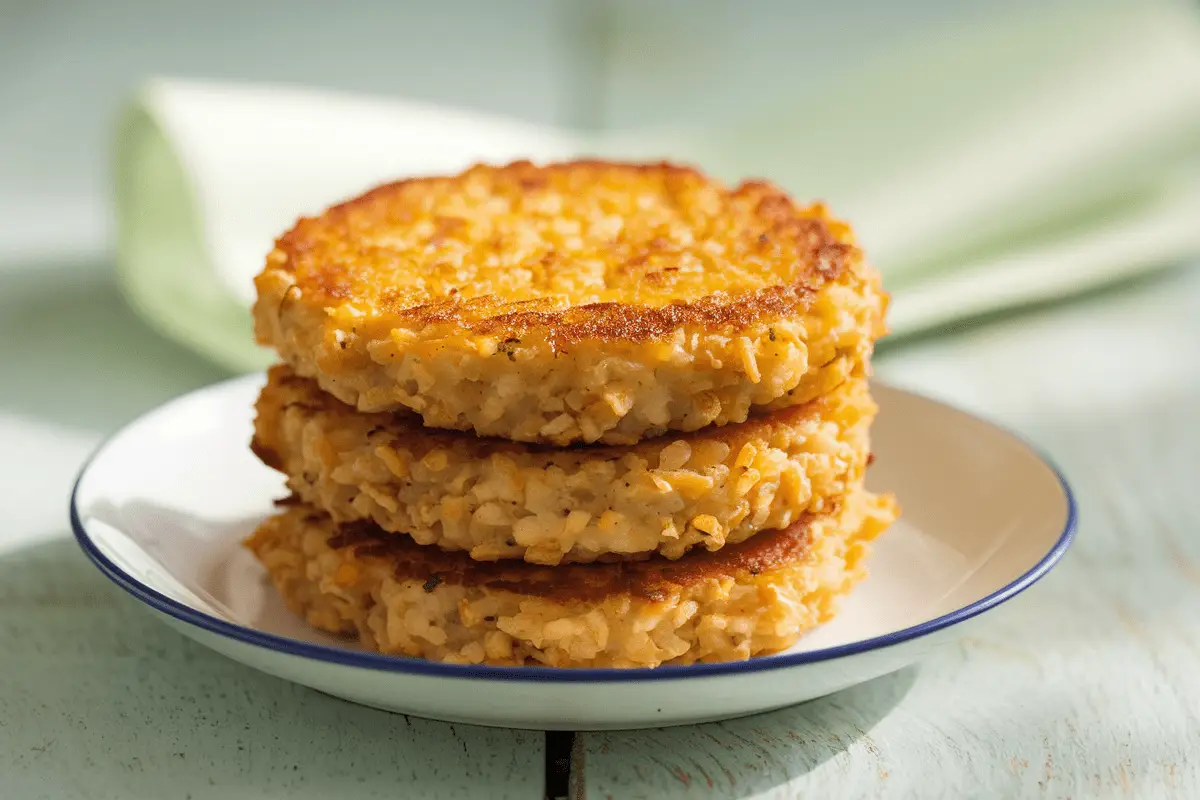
[246,160,897,668]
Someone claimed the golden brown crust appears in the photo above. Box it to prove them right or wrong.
[245,489,898,667]
[301,504,820,603]
[254,359,858,461]
[258,160,859,345]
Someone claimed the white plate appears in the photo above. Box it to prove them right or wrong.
[71,375,1074,730]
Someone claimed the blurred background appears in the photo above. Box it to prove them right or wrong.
[6,0,1197,266]
[1,0,1047,261]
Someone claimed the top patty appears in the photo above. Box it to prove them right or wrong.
[254,160,888,444]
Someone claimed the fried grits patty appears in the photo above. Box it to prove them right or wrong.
[253,160,888,445]
[252,356,871,565]
[245,487,897,668]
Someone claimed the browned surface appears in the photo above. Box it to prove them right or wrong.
[252,361,862,464]
[326,512,817,602]
[249,436,284,472]
[249,503,822,603]
[256,160,860,343]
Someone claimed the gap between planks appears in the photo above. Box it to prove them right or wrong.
[545,730,576,800]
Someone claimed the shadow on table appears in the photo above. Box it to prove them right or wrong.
[574,665,916,799]
[591,378,1195,800]
[0,537,541,800]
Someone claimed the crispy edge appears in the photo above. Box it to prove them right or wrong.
[259,160,864,346]
[252,359,865,464]
[255,502,823,603]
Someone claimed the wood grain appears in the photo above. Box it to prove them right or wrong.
[0,262,545,800]
[575,266,1200,798]
[0,539,546,800]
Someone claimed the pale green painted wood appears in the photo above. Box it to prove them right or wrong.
[575,266,1200,798]
[0,259,545,800]
[0,539,544,800]
[4,204,1198,800]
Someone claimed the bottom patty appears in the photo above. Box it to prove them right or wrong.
[245,486,897,668]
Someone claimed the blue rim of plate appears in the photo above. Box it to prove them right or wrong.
[70,375,1077,684]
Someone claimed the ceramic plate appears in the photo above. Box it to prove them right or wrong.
[71,375,1074,730]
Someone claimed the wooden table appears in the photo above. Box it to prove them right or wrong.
[2,255,1197,798]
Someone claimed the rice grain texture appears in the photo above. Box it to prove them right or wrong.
[244,486,897,668]
[252,361,874,564]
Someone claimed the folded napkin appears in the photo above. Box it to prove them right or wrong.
[113,1,1200,372]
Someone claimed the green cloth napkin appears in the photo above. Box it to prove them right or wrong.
[114,1,1200,373]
